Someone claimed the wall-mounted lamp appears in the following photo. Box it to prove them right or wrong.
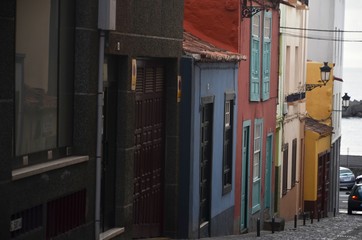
[331,93,351,112]
[342,93,351,110]
[241,0,280,18]
[306,62,332,91]
[241,0,266,18]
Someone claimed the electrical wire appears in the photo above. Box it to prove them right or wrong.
[280,26,362,33]
[281,32,362,43]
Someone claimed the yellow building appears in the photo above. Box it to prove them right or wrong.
[304,62,333,218]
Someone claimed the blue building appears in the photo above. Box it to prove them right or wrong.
[179,32,243,238]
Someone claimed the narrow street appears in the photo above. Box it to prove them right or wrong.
[205,189,362,239]
[206,213,362,239]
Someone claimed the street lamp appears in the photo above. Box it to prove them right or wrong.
[306,62,332,91]
[240,0,279,18]
[342,93,351,110]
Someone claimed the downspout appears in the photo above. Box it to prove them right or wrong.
[95,29,105,240]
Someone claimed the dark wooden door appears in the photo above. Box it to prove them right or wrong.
[199,99,213,238]
[317,153,330,218]
[133,60,165,238]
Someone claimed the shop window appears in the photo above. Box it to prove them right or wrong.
[15,0,74,162]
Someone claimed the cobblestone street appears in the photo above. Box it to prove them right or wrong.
[206,213,362,240]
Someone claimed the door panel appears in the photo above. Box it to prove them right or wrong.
[241,123,250,230]
[199,101,213,238]
[133,60,165,238]
[265,134,273,211]
[317,153,330,218]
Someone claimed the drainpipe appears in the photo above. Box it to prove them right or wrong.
[95,30,105,240]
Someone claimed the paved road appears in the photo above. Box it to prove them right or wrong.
[205,213,362,239]
[201,189,361,240]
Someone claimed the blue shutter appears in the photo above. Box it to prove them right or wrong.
[250,13,261,102]
[262,11,272,101]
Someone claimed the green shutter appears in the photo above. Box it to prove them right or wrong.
[250,13,261,102]
[262,11,272,101]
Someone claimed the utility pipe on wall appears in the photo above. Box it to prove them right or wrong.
[95,30,105,240]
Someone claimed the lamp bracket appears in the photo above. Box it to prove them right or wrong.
[241,5,264,18]
[305,83,324,91]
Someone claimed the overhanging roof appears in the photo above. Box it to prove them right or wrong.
[305,117,333,137]
[183,31,246,62]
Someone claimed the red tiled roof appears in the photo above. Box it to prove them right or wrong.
[183,31,246,62]
[305,117,333,137]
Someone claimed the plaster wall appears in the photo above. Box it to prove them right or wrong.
[307,0,334,62]
[181,62,238,237]
[235,7,279,231]
[304,130,331,201]
[183,0,239,52]
[306,62,333,124]
[278,3,308,220]
[307,0,344,143]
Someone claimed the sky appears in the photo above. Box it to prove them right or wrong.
[343,0,362,68]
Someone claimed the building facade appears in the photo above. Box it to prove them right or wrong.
[277,0,308,221]
[307,0,345,214]
[236,0,280,232]
[179,32,242,238]
[102,1,184,239]
[1,0,99,239]
[304,62,334,218]
[0,0,184,239]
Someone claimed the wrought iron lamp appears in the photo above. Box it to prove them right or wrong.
[305,62,332,91]
[241,0,280,18]
[241,0,266,18]
[342,93,351,110]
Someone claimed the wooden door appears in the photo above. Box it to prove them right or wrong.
[241,122,251,231]
[133,60,165,238]
[199,98,213,238]
[317,153,330,218]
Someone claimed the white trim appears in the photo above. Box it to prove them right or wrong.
[12,156,89,181]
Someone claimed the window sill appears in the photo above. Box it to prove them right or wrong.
[100,227,125,240]
[12,155,89,181]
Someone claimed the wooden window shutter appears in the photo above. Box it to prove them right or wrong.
[262,11,272,101]
[250,13,261,102]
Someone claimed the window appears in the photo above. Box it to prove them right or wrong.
[15,0,74,161]
[282,143,288,195]
[253,123,261,181]
[222,93,235,194]
[250,11,272,102]
[252,119,263,213]
[291,139,297,186]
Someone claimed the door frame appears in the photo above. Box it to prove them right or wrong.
[198,96,215,238]
[265,133,273,212]
[241,120,251,231]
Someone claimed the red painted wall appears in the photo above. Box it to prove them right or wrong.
[184,0,279,231]
[184,0,240,52]
[235,8,279,224]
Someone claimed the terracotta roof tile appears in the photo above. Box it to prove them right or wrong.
[305,117,333,136]
[183,31,246,62]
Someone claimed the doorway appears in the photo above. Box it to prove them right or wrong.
[241,121,251,231]
[133,60,166,238]
[199,97,214,238]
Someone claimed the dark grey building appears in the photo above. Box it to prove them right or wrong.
[0,0,183,239]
